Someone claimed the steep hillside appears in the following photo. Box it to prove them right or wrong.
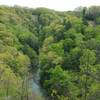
[0,5,100,100]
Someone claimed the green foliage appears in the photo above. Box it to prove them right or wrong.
[79,49,98,100]
[63,47,82,71]
[0,5,100,100]
[44,66,79,100]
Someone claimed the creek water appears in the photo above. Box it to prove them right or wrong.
[30,69,46,100]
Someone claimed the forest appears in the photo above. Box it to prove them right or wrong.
[0,5,100,100]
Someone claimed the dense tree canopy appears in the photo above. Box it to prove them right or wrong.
[0,5,100,100]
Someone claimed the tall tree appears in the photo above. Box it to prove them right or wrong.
[80,49,96,100]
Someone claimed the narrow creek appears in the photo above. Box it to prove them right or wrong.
[30,68,47,100]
